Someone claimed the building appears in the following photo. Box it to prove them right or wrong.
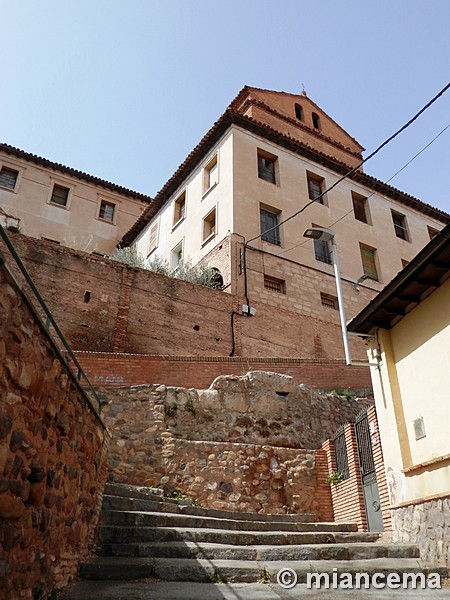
[348,223,450,565]
[0,143,152,255]
[123,87,449,338]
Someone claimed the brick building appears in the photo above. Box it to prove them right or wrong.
[124,86,449,337]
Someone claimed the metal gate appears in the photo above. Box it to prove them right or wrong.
[355,410,384,532]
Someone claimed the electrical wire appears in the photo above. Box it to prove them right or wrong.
[246,81,450,246]
[277,121,450,256]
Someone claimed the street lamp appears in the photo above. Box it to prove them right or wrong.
[303,227,351,365]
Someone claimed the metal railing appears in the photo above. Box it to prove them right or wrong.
[333,424,349,480]
[0,223,102,413]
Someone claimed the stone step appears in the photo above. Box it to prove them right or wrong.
[80,556,446,583]
[99,525,381,546]
[101,509,357,533]
[100,540,419,561]
[63,579,450,600]
[102,493,315,523]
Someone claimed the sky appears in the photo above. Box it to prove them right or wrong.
[1,0,450,214]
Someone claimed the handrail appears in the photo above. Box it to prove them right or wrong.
[0,224,102,413]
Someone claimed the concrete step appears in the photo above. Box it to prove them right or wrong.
[80,556,446,583]
[101,509,357,533]
[100,540,419,561]
[102,493,316,523]
[99,525,381,546]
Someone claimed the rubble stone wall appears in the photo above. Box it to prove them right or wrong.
[0,261,110,600]
[102,373,372,516]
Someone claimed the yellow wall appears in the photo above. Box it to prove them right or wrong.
[0,153,148,254]
[368,278,450,506]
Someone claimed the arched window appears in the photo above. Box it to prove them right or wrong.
[312,112,321,130]
[295,103,303,121]
[210,267,224,289]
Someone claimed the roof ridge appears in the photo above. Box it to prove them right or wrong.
[0,142,153,202]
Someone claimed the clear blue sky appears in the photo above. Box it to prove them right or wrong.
[1,0,450,214]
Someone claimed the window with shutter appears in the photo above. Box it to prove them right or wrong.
[352,192,369,223]
[260,208,280,245]
[314,238,332,264]
[148,221,159,255]
[50,184,70,207]
[0,166,19,190]
[203,155,218,193]
[173,192,186,226]
[257,150,277,184]
[391,211,409,241]
[307,174,324,204]
[360,244,379,281]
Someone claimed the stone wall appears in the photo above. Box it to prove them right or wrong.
[391,498,450,567]
[0,259,110,600]
[101,373,372,516]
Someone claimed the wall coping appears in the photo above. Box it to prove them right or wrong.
[390,490,450,510]
[74,351,370,367]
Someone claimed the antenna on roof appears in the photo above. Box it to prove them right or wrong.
[301,83,307,96]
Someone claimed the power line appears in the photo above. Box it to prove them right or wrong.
[246,81,450,246]
[278,121,450,256]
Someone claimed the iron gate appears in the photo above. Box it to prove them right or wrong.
[355,410,384,532]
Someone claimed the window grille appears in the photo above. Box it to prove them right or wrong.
[333,425,349,480]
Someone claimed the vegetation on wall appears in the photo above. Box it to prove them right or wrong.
[111,248,223,289]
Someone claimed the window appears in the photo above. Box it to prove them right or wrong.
[401,259,410,268]
[320,292,338,309]
[307,173,325,204]
[264,276,285,294]
[312,112,321,130]
[203,155,218,193]
[260,207,281,245]
[173,192,186,226]
[427,226,439,240]
[148,221,159,255]
[314,238,332,264]
[0,166,19,190]
[98,200,115,222]
[391,211,409,241]
[352,192,369,224]
[202,207,216,243]
[50,184,70,207]
[295,103,304,121]
[171,241,183,270]
[360,244,379,281]
[257,150,277,184]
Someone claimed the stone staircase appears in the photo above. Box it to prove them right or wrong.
[64,483,445,599]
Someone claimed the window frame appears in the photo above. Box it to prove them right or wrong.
[173,191,186,228]
[202,206,217,246]
[427,226,439,240]
[307,172,326,205]
[264,275,286,294]
[359,243,379,281]
[391,210,409,241]
[97,198,117,224]
[202,154,219,197]
[295,103,304,121]
[320,292,339,310]
[48,183,71,209]
[0,164,21,193]
[312,112,321,130]
[147,220,159,256]
[351,192,370,224]
[260,206,281,246]
[171,240,183,270]
[257,149,278,185]
[314,238,332,265]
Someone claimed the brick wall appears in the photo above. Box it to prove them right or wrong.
[75,352,372,390]
[0,259,110,600]
[323,407,391,533]
[6,233,370,363]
